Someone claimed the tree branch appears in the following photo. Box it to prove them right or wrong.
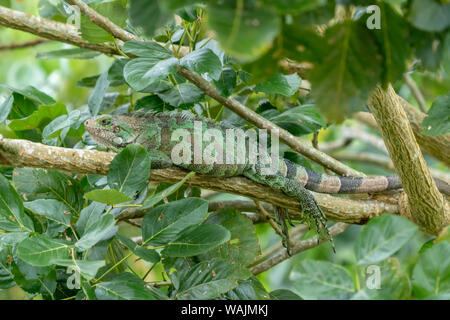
[403,73,427,113]
[0,38,50,50]
[0,136,399,224]
[367,85,449,235]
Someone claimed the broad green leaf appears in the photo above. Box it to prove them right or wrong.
[76,201,107,235]
[134,95,171,112]
[367,2,411,86]
[142,198,209,246]
[95,272,165,300]
[290,260,355,299]
[24,199,71,228]
[129,0,172,37]
[270,289,302,300]
[13,168,84,215]
[162,224,231,257]
[6,92,37,121]
[117,235,160,264]
[156,83,204,108]
[409,0,450,32]
[0,84,55,105]
[180,48,223,81]
[124,58,168,92]
[141,171,195,209]
[213,68,237,97]
[83,189,133,205]
[309,21,382,122]
[9,258,57,296]
[226,277,271,300]
[122,41,172,59]
[53,259,105,280]
[173,258,251,300]
[0,174,34,232]
[36,48,101,60]
[8,103,67,131]
[76,213,117,251]
[354,214,418,265]
[0,249,15,289]
[142,57,179,83]
[42,110,81,139]
[107,144,151,198]
[201,208,260,266]
[88,71,110,116]
[422,94,450,136]
[412,242,450,299]
[264,104,326,136]
[0,95,13,123]
[80,1,127,43]
[0,232,29,250]
[254,73,301,96]
[207,4,281,62]
[16,235,71,266]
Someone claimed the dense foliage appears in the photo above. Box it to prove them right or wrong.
[0,0,449,300]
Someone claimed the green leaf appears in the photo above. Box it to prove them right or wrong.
[36,48,101,60]
[42,110,81,140]
[117,235,160,264]
[76,213,117,251]
[13,168,84,215]
[412,242,450,299]
[76,201,107,235]
[0,174,34,232]
[156,83,204,108]
[264,104,326,136]
[162,224,231,257]
[409,0,450,32]
[270,289,302,300]
[0,95,13,123]
[290,260,355,299]
[8,103,67,131]
[254,73,302,96]
[201,208,260,266]
[0,232,29,250]
[95,272,165,300]
[24,199,71,228]
[207,4,281,62]
[364,2,411,87]
[16,235,71,266]
[309,21,382,122]
[422,94,450,136]
[213,68,237,97]
[142,198,209,246]
[354,214,418,265]
[129,0,172,37]
[0,84,55,105]
[80,1,127,43]
[124,58,169,92]
[54,259,105,280]
[88,71,110,116]
[180,48,223,81]
[142,57,179,83]
[173,258,251,300]
[122,41,172,59]
[226,276,271,300]
[0,249,15,289]
[134,95,172,112]
[108,144,151,198]
[141,171,195,209]
[83,189,133,205]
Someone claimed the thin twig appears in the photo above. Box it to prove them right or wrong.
[403,73,427,113]
[254,200,283,237]
[0,38,50,50]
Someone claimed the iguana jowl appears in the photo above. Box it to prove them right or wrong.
[85,111,450,249]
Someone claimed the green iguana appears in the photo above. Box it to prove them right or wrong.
[84,111,450,250]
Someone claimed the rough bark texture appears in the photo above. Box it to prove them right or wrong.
[367,85,449,235]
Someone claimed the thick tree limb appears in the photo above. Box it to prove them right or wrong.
[0,136,399,224]
[367,85,449,235]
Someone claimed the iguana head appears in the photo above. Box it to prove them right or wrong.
[84,114,142,148]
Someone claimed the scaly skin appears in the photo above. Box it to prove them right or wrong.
[84,111,450,246]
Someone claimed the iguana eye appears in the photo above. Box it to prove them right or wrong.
[113,126,121,133]
[100,118,111,126]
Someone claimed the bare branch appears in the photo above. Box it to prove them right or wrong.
[403,73,427,113]
[0,38,50,50]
